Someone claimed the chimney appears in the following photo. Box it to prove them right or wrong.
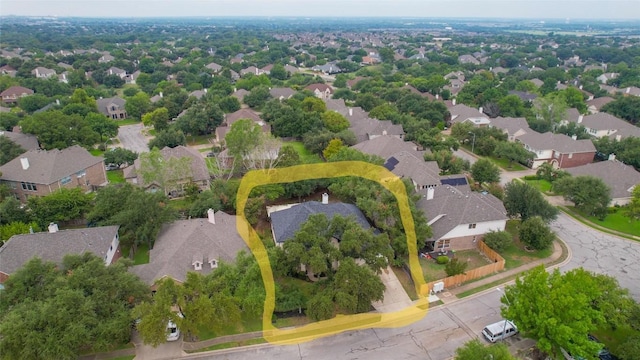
[626,87,631,94]
[478,106,483,114]
[159,92,163,98]
[56,99,60,105]
[571,134,577,140]
[48,223,59,233]
[577,115,583,123]
[233,87,237,93]
[207,208,215,224]
[427,187,435,200]
[322,193,329,205]
[452,98,456,105]
[348,108,353,116]
[435,94,439,99]
[579,85,583,90]
[204,88,207,93]
[608,153,616,161]
[20,157,29,170]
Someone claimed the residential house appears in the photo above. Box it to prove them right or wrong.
[325,100,404,143]
[0,146,107,203]
[131,210,249,287]
[417,185,508,251]
[305,83,334,100]
[0,65,17,77]
[458,54,480,65]
[0,225,121,283]
[31,66,56,79]
[124,145,210,196]
[597,73,618,84]
[97,97,127,120]
[98,53,115,63]
[565,159,640,206]
[516,131,596,169]
[205,62,223,73]
[215,108,270,143]
[107,67,127,79]
[269,87,296,101]
[240,66,263,76]
[188,88,208,100]
[488,117,530,142]
[508,90,538,103]
[0,86,34,104]
[569,113,640,140]
[0,130,39,151]
[586,97,614,114]
[351,135,425,160]
[231,88,250,103]
[125,70,140,84]
[269,198,371,247]
[447,103,486,127]
[150,92,164,103]
[622,86,640,97]
[283,64,299,75]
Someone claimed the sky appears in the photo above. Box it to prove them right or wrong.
[1,0,639,20]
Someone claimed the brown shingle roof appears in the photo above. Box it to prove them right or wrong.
[0,145,103,184]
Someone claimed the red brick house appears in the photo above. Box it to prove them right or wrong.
[516,132,596,169]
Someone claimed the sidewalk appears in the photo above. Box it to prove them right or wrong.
[181,331,263,353]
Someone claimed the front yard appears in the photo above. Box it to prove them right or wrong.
[563,206,640,238]
[503,220,554,269]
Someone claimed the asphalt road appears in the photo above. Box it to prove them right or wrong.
[553,212,640,301]
[117,123,149,153]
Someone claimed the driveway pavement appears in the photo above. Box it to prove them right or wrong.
[117,123,149,153]
[132,330,186,360]
[371,266,413,313]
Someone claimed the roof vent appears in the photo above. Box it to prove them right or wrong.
[20,157,29,170]
[48,223,59,233]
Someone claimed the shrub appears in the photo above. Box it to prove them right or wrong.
[483,230,512,252]
[445,258,468,276]
[436,255,449,264]
[519,216,555,250]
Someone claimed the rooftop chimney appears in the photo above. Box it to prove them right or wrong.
[207,208,215,224]
[478,106,484,114]
[20,157,29,170]
[348,108,353,116]
[577,115,583,123]
[427,187,435,200]
[571,134,577,140]
[452,98,456,105]
[159,92,163,98]
[322,193,329,205]
[48,223,59,233]
[608,153,616,161]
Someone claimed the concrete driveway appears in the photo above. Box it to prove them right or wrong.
[372,266,413,313]
[132,330,187,360]
[117,123,150,153]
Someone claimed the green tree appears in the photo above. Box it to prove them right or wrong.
[602,96,640,125]
[0,136,26,166]
[497,94,527,117]
[445,258,468,276]
[27,188,93,228]
[17,93,51,113]
[503,181,558,222]
[0,253,150,359]
[276,144,301,167]
[378,47,395,63]
[21,110,100,149]
[532,95,568,131]
[0,197,32,225]
[423,150,470,175]
[69,88,97,110]
[502,266,635,359]
[104,147,138,167]
[553,175,611,219]
[138,147,193,196]
[86,112,118,143]
[0,221,40,242]
[331,257,385,314]
[470,158,501,184]
[519,216,555,250]
[148,128,187,149]
[483,230,512,252]
[455,339,515,360]
[322,111,350,133]
[322,138,345,160]
[243,85,271,108]
[626,185,640,220]
[125,92,151,120]
[142,107,170,131]
[225,118,262,161]
[493,141,535,168]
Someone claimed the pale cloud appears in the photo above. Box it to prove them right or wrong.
[1,0,638,19]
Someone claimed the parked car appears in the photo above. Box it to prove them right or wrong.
[105,163,119,171]
[481,319,518,343]
[166,320,180,341]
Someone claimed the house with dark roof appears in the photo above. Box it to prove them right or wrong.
[131,210,248,286]
[97,97,127,120]
[124,145,210,195]
[0,130,39,150]
[0,146,107,202]
[269,197,371,246]
[417,185,507,251]
[565,159,640,206]
[516,131,596,169]
[0,225,120,283]
[0,86,34,104]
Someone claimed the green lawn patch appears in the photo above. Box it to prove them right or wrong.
[107,169,125,184]
[502,220,553,269]
[488,156,527,171]
[583,208,640,237]
[122,244,149,265]
[116,119,141,126]
[90,149,105,156]
[195,315,263,341]
[273,316,310,329]
[286,141,322,164]
[523,178,554,194]
[188,338,266,353]
[168,197,193,212]
[186,134,212,146]
[111,356,135,360]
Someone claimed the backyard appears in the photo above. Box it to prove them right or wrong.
[419,249,493,283]
[285,141,322,164]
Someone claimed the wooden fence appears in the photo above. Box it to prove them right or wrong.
[422,241,505,295]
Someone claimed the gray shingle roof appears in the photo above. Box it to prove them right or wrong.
[351,135,424,159]
[130,212,249,284]
[566,160,640,200]
[448,104,483,124]
[0,145,103,184]
[385,151,441,188]
[417,186,507,242]
[489,117,530,138]
[0,130,39,150]
[577,113,640,139]
[0,226,119,276]
[96,97,126,116]
[517,131,595,154]
[270,201,371,244]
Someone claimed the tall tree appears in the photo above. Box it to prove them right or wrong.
[553,175,611,219]
[0,254,150,359]
[626,185,640,220]
[470,158,501,184]
[502,266,635,359]
[493,141,535,168]
[20,110,100,149]
[519,216,555,251]
[142,107,170,131]
[148,128,187,149]
[503,181,558,222]
[532,95,568,132]
[27,188,93,228]
[138,147,193,196]
[103,147,138,167]
[455,339,515,360]
[224,118,262,161]
[0,136,26,166]
[86,112,118,143]
[125,92,151,120]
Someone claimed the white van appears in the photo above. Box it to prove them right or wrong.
[166,320,180,341]
[482,320,518,343]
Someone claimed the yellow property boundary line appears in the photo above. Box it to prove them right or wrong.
[236,161,429,345]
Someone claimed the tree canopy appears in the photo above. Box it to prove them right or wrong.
[553,175,611,219]
[470,158,501,184]
[503,181,558,222]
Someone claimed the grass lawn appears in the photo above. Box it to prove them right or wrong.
[107,169,125,184]
[523,178,554,194]
[187,338,266,353]
[488,156,527,171]
[116,119,141,126]
[186,134,212,146]
[195,315,263,341]
[592,325,639,357]
[418,249,492,283]
[502,220,553,269]
[273,316,311,329]
[392,266,418,300]
[167,197,194,212]
[111,356,135,360]
[90,149,105,156]
[122,244,150,265]
[581,207,640,237]
[285,141,322,164]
